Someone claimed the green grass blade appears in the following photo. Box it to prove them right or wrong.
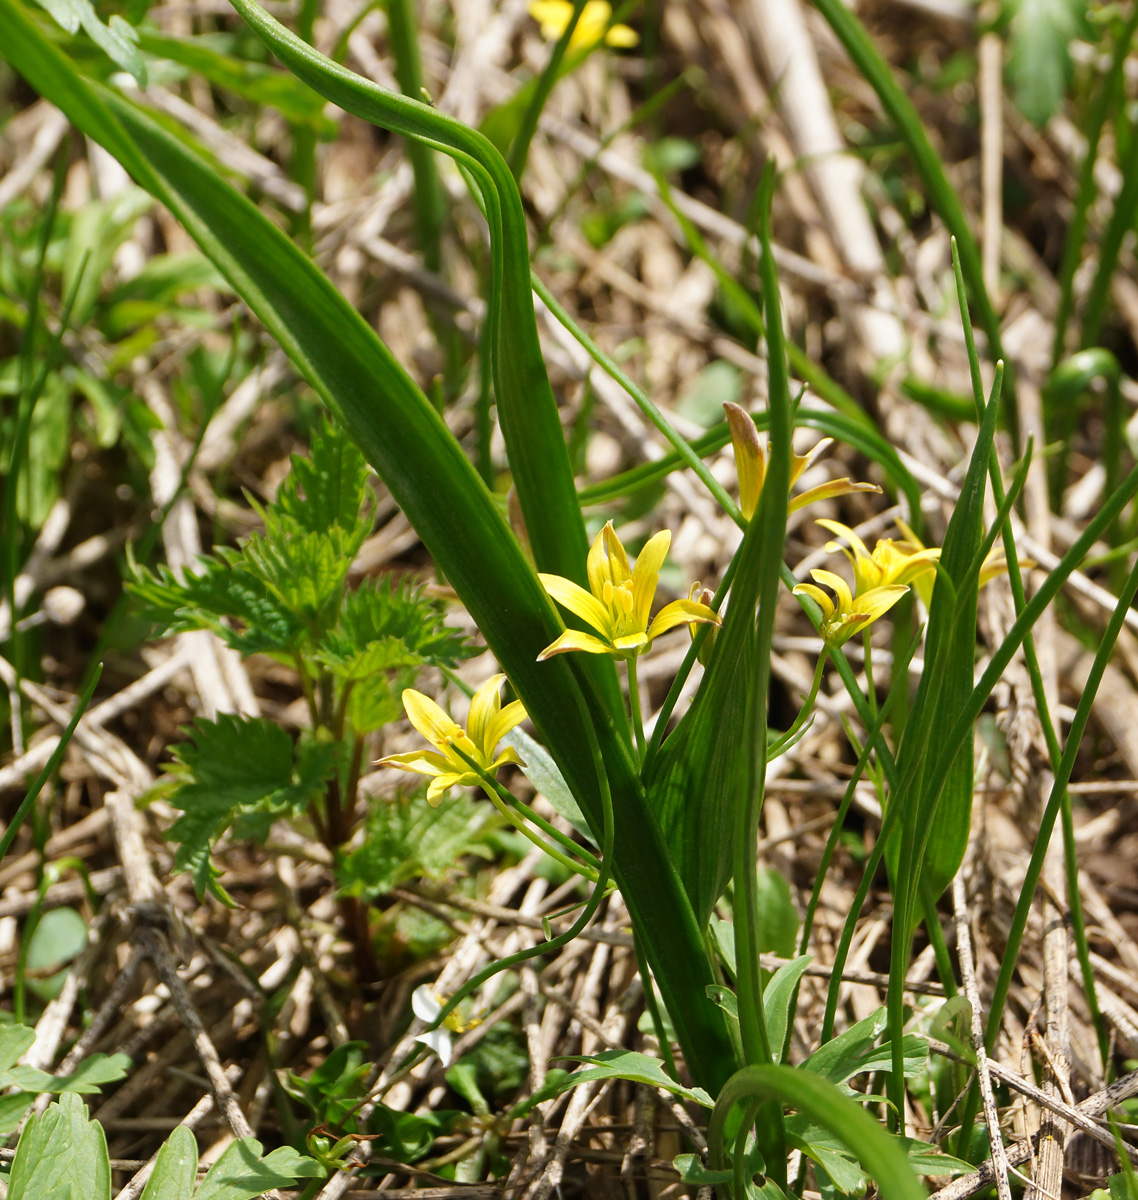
[708,1064,926,1200]
[228,0,589,591]
[810,0,1009,433]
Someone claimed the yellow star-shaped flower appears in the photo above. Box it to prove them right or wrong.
[816,519,941,596]
[537,522,719,661]
[527,0,638,49]
[377,674,526,806]
[793,569,908,647]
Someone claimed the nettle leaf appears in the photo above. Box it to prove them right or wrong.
[7,1092,111,1200]
[240,527,353,636]
[339,788,495,898]
[128,555,304,656]
[1006,0,1092,126]
[274,418,372,543]
[164,716,336,899]
[344,671,405,735]
[316,578,471,675]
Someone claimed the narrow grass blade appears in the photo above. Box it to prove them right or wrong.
[810,0,1009,433]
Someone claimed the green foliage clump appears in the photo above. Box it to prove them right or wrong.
[130,420,472,902]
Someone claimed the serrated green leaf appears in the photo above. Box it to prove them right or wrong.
[339,789,494,898]
[139,1124,198,1200]
[194,1136,321,1200]
[164,715,335,895]
[554,1050,715,1108]
[128,555,305,657]
[240,527,353,635]
[8,1092,111,1200]
[274,418,371,539]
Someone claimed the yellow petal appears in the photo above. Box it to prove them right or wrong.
[631,529,670,629]
[467,674,505,756]
[485,699,527,753]
[528,0,573,39]
[604,21,638,46]
[725,402,765,521]
[489,746,526,771]
[427,772,471,806]
[375,749,451,777]
[816,518,872,563]
[537,629,615,659]
[612,631,649,653]
[790,438,834,487]
[789,480,881,514]
[402,689,464,749]
[810,568,854,614]
[840,584,909,640]
[587,521,632,597]
[646,598,721,641]
[539,572,611,636]
[793,582,834,621]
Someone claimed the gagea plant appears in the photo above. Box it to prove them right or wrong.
[7,0,1138,1195]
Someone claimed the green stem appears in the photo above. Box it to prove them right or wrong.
[480,777,600,882]
[767,651,827,759]
[627,655,646,764]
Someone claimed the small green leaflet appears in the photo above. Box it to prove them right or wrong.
[31,0,145,84]
[553,1050,714,1108]
[1005,0,1092,126]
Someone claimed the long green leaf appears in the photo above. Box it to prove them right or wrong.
[0,0,736,1090]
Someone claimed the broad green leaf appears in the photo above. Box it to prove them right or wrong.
[52,1052,132,1094]
[139,1124,198,1200]
[785,1115,866,1195]
[8,1092,111,1200]
[0,1092,34,1135]
[1006,0,1091,126]
[0,1023,36,1070]
[194,1136,321,1200]
[502,724,590,838]
[32,0,145,83]
[802,1008,886,1085]
[673,1153,734,1186]
[26,906,87,973]
[897,1138,971,1177]
[555,1050,714,1109]
[763,954,812,1063]
[756,867,799,959]
[0,8,736,1090]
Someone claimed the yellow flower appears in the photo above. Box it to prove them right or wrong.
[538,522,719,660]
[723,403,881,521]
[687,583,718,666]
[527,0,638,49]
[816,519,941,596]
[891,519,1031,609]
[793,569,908,647]
[377,674,526,806]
